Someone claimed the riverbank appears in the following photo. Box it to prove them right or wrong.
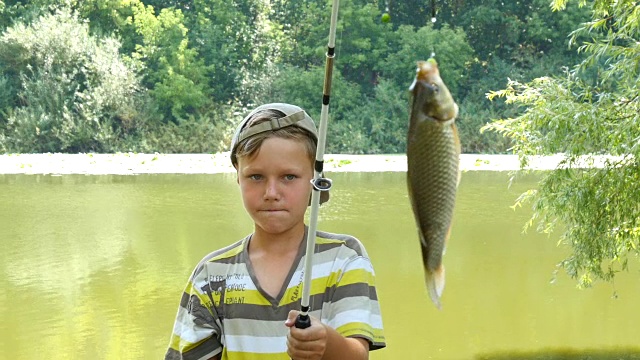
[0,152,620,175]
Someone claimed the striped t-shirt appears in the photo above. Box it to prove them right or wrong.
[166,229,386,360]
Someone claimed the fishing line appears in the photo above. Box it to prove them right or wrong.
[431,0,437,58]
[431,0,437,22]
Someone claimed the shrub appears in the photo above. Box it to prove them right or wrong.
[0,9,143,153]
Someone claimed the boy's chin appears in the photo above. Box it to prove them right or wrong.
[254,221,305,236]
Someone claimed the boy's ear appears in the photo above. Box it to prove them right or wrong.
[308,190,330,206]
[320,191,330,205]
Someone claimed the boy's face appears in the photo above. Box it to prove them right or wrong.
[236,137,313,236]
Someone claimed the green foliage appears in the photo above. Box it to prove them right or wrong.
[457,98,511,154]
[483,0,640,286]
[535,163,640,286]
[0,9,144,153]
[129,1,210,123]
[0,74,15,120]
[70,0,133,38]
[185,0,281,105]
[0,0,47,29]
[436,0,589,64]
[140,105,238,154]
[379,24,474,99]
[383,0,436,29]
[342,78,409,154]
[330,0,391,92]
[0,0,604,155]
[271,0,328,69]
[458,3,522,60]
[265,64,367,153]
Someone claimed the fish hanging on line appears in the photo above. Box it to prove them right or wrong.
[406,58,460,310]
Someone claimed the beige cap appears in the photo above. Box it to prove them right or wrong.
[230,103,318,166]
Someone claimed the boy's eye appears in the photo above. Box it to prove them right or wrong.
[285,174,297,181]
[249,174,263,181]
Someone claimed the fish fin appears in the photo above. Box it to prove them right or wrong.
[442,227,450,256]
[425,264,445,310]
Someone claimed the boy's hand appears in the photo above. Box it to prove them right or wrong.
[285,310,328,360]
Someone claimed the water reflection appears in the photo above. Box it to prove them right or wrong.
[477,348,640,359]
[1,172,639,359]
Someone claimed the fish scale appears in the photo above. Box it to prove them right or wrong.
[408,119,458,268]
[407,59,460,309]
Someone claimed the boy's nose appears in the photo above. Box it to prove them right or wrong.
[263,179,281,200]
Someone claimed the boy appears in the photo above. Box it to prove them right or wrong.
[165,103,385,360]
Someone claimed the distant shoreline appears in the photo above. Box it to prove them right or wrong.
[0,153,623,175]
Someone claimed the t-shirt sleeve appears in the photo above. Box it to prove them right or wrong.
[165,265,223,360]
[328,255,386,350]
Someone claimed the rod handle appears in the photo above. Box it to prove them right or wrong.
[294,313,311,329]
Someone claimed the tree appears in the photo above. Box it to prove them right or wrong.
[346,78,409,154]
[128,1,210,123]
[379,23,473,100]
[266,63,365,154]
[271,0,393,94]
[183,0,282,106]
[328,0,392,92]
[483,0,640,287]
[0,0,609,154]
[0,9,144,153]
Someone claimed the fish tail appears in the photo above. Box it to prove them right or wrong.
[425,264,445,310]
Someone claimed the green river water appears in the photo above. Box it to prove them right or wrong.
[1,171,639,359]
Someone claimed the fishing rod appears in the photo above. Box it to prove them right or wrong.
[294,0,340,330]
